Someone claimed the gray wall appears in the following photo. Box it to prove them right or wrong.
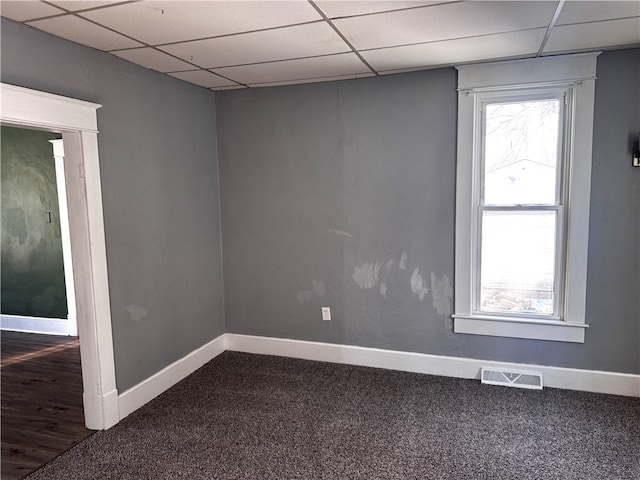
[1,19,225,391]
[216,49,640,374]
[1,126,67,319]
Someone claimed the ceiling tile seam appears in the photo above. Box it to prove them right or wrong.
[38,6,248,88]
[167,75,238,89]
[139,13,639,56]
[209,87,248,91]
[357,26,549,54]
[307,0,379,76]
[245,72,374,86]
[537,0,566,56]
[31,0,138,23]
[105,19,330,53]
[26,4,323,90]
[377,53,540,75]
[325,0,462,21]
[164,64,246,87]
[35,5,148,48]
[556,15,640,27]
[11,6,67,22]
[144,20,325,49]
[44,0,140,14]
[178,51,355,72]
[539,43,640,57]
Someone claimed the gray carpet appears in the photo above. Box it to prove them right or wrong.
[27,352,640,479]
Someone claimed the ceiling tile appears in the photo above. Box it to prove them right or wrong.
[315,1,448,18]
[556,1,640,25]
[246,72,375,88]
[50,1,128,11]
[27,15,143,50]
[213,53,371,85]
[334,1,557,50]
[112,47,195,72]
[544,17,640,53]
[168,70,237,88]
[363,29,546,72]
[0,1,65,21]
[160,22,350,69]
[80,0,322,45]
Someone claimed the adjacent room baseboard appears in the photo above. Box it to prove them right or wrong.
[225,334,640,398]
[1,314,73,336]
[118,334,226,420]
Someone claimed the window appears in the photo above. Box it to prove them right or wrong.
[453,53,600,343]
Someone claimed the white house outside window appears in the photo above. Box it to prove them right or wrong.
[453,53,600,343]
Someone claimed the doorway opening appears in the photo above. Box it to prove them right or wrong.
[1,127,76,335]
[0,83,119,434]
[1,125,90,478]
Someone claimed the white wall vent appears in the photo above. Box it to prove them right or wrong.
[481,367,543,390]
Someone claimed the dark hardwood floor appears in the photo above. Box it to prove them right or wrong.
[1,331,93,480]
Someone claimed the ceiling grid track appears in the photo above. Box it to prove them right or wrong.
[3,1,639,90]
[537,0,566,56]
[307,0,379,76]
[39,0,247,88]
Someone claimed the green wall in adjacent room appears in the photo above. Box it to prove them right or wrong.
[1,125,68,319]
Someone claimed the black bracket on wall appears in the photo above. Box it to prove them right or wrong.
[633,133,640,167]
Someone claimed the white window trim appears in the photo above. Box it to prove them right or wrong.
[453,53,600,344]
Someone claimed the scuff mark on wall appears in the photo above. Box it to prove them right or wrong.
[127,304,148,322]
[353,262,381,289]
[431,272,453,316]
[312,280,326,297]
[297,291,313,305]
[328,229,353,238]
[410,267,429,300]
[298,280,327,304]
[399,251,408,270]
[6,207,28,245]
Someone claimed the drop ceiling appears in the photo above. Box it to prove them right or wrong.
[1,1,639,91]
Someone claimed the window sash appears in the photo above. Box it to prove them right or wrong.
[478,89,568,207]
[472,89,570,321]
[473,205,565,320]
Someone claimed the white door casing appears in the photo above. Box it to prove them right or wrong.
[1,83,119,429]
[50,139,78,336]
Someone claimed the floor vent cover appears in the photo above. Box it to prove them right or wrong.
[481,368,543,390]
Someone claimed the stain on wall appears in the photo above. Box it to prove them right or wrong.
[1,125,67,319]
[217,49,640,374]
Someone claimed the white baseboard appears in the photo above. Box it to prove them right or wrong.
[84,388,120,430]
[225,334,640,398]
[118,334,226,420]
[116,332,639,423]
[1,314,74,336]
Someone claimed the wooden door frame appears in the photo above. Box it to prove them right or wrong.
[1,83,119,429]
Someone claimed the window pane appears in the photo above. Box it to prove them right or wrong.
[484,99,560,205]
[480,210,556,315]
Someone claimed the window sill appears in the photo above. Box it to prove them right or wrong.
[452,314,588,343]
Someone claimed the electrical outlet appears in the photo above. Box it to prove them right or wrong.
[321,307,331,321]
